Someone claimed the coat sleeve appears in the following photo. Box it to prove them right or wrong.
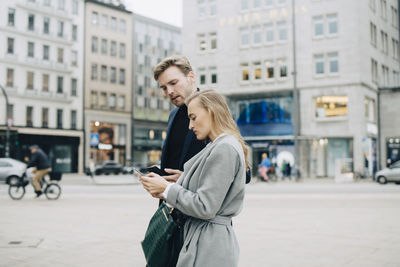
[166,143,240,220]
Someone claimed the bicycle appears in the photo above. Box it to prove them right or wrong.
[8,170,62,200]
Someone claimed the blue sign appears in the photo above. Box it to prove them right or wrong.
[90,133,99,146]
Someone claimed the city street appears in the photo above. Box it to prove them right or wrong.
[0,177,400,267]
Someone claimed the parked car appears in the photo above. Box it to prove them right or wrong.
[375,160,400,184]
[94,161,122,175]
[122,163,147,174]
[0,158,26,185]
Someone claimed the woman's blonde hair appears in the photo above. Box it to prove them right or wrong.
[186,90,250,169]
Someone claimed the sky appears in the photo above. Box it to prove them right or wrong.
[124,0,182,27]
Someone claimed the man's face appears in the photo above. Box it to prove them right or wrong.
[157,66,195,107]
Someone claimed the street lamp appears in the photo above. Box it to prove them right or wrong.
[0,84,10,157]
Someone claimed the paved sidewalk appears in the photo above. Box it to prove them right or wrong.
[61,173,140,186]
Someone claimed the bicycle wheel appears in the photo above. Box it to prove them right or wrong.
[44,183,61,200]
[8,185,26,200]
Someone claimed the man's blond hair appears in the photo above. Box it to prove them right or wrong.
[153,55,192,81]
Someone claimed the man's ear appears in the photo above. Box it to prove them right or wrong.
[187,71,195,84]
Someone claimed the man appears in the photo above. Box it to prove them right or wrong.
[27,145,51,197]
[153,55,205,182]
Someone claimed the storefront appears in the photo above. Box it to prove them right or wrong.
[132,126,166,166]
[386,137,400,166]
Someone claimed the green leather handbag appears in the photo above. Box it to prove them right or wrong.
[141,202,180,267]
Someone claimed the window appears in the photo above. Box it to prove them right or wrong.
[382,65,389,86]
[381,31,388,54]
[393,70,399,85]
[57,48,64,63]
[43,17,50,34]
[92,12,98,26]
[72,0,78,14]
[91,64,98,80]
[28,14,35,31]
[253,62,262,80]
[42,108,48,128]
[371,58,378,83]
[120,19,126,32]
[119,43,126,58]
[44,0,51,6]
[265,0,273,8]
[101,39,107,55]
[57,76,63,93]
[8,8,15,26]
[265,60,274,79]
[7,104,14,121]
[58,0,64,10]
[240,28,250,46]
[100,92,107,108]
[57,109,63,129]
[328,52,339,73]
[7,38,14,54]
[119,69,125,85]
[210,32,217,50]
[392,6,399,28]
[91,36,98,53]
[370,22,377,47]
[198,34,207,51]
[392,38,399,59]
[241,63,249,81]
[71,110,77,129]
[313,16,324,37]
[101,65,107,82]
[42,45,49,60]
[198,0,206,17]
[278,59,287,78]
[210,0,217,16]
[110,41,117,56]
[102,14,108,28]
[118,95,125,109]
[26,106,33,127]
[265,23,274,43]
[110,17,117,31]
[110,67,116,83]
[370,0,376,11]
[57,21,64,37]
[27,72,34,89]
[6,68,14,87]
[315,96,348,118]
[365,98,376,122]
[72,25,77,41]
[28,42,35,57]
[110,94,116,109]
[241,0,249,10]
[211,73,217,84]
[90,91,98,108]
[380,0,387,19]
[69,50,77,66]
[327,14,338,35]
[71,78,77,96]
[277,22,288,41]
[254,0,261,9]
[253,26,262,45]
[277,0,286,5]
[314,54,324,74]
[199,68,206,84]
[42,74,49,91]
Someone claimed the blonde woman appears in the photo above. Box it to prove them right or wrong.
[140,90,248,267]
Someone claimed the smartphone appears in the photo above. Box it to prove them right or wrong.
[146,166,167,176]
[133,167,144,178]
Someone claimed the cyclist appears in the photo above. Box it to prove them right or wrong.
[27,145,51,197]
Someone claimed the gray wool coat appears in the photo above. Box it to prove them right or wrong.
[166,134,246,267]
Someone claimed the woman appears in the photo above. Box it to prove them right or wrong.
[140,90,249,267]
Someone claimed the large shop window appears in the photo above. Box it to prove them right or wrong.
[315,95,348,118]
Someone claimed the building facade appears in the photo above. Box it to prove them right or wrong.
[84,0,132,168]
[131,13,181,166]
[183,0,400,178]
[0,0,85,173]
